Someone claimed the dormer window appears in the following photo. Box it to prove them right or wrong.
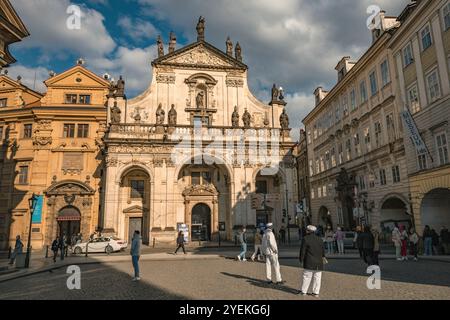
[338,68,345,82]
[0,98,7,107]
[65,94,78,104]
[79,94,91,104]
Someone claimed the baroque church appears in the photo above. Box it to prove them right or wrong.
[102,17,298,244]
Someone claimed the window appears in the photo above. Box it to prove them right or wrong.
[354,133,360,156]
[313,125,318,139]
[364,127,371,152]
[444,3,450,30]
[309,160,314,176]
[436,133,449,165]
[322,185,327,197]
[320,155,324,172]
[421,25,432,51]
[342,95,349,117]
[202,171,211,184]
[23,124,32,138]
[311,189,315,200]
[191,172,201,185]
[78,95,91,104]
[403,43,414,67]
[331,148,336,167]
[350,89,356,111]
[427,70,441,102]
[65,94,78,104]
[0,126,3,140]
[315,158,320,174]
[359,80,368,104]
[379,169,387,186]
[408,85,420,114]
[0,98,7,107]
[63,124,75,138]
[18,166,29,184]
[325,151,330,170]
[418,154,427,170]
[345,139,351,161]
[335,102,341,122]
[318,187,322,198]
[307,131,311,144]
[369,71,378,96]
[374,121,382,148]
[338,143,343,164]
[77,124,89,138]
[386,113,395,143]
[359,176,366,190]
[191,171,210,185]
[256,180,268,194]
[130,180,145,199]
[380,60,390,86]
[392,165,401,183]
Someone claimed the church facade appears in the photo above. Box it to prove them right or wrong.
[102,19,298,244]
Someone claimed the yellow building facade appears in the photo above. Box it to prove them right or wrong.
[0,63,110,250]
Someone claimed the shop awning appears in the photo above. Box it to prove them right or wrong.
[57,206,81,221]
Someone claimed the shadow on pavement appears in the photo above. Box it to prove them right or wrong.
[220,272,298,295]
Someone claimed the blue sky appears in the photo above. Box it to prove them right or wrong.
[8,0,410,134]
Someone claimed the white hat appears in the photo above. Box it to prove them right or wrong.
[266,223,273,228]
[307,225,317,232]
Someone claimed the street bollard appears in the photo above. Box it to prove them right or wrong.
[153,238,156,248]
[7,246,11,259]
[45,245,49,258]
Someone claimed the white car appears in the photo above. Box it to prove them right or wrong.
[111,236,128,250]
[72,237,123,254]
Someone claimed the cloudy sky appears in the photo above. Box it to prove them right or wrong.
[8,0,410,140]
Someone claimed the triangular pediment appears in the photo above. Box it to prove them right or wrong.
[152,41,247,70]
[44,65,111,88]
[123,205,147,214]
[0,75,43,98]
[0,0,30,38]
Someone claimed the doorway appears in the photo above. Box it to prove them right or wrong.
[128,217,143,244]
[191,203,211,241]
[57,206,81,243]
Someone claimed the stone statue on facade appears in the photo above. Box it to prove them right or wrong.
[232,106,239,127]
[280,108,289,129]
[168,104,177,126]
[115,76,125,97]
[271,83,279,102]
[110,101,121,124]
[226,36,233,56]
[169,31,176,53]
[156,103,165,125]
[196,91,205,108]
[157,35,164,57]
[235,42,242,61]
[242,108,251,128]
[196,16,205,41]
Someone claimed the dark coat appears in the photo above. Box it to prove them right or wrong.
[359,232,375,250]
[299,233,325,271]
[176,235,185,245]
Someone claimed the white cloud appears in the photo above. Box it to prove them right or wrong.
[117,16,158,42]
[13,0,116,60]
[6,65,50,93]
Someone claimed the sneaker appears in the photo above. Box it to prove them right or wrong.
[237,255,241,261]
[242,258,247,262]
[414,257,418,261]
[396,258,402,261]
[296,290,307,296]
[311,293,319,298]
[275,281,286,285]
[251,257,255,262]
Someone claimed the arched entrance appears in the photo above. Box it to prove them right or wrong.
[380,197,411,243]
[319,206,333,229]
[421,188,450,230]
[57,206,81,241]
[191,203,211,241]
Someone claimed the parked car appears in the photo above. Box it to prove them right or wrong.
[111,236,127,250]
[72,237,123,254]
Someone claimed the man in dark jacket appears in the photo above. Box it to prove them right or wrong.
[359,226,375,266]
[297,225,325,297]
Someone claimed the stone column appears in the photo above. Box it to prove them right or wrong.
[213,198,219,234]
[184,199,191,236]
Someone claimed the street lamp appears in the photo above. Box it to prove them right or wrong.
[25,193,37,268]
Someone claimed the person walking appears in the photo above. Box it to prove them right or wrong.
[9,235,23,265]
[237,227,247,261]
[335,227,345,255]
[409,228,419,261]
[371,227,380,265]
[130,230,142,281]
[59,234,66,261]
[354,226,363,258]
[440,226,449,255]
[324,226,334,255]
[174,231,186,255]
[251,228,263,261]
[262,223,284,284]
[51,237,59,262]
[423,225,433,256]
[359,226,375,266]
[400,226,408,261]
[297,225,325,297]
[392,225,402,260]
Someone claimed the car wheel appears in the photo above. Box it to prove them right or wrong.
[105,245,113,254]
[74,247,82,255]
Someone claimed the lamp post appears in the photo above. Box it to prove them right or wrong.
[25,193,36,268]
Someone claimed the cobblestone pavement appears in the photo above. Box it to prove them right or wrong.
[0,256,449,300]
